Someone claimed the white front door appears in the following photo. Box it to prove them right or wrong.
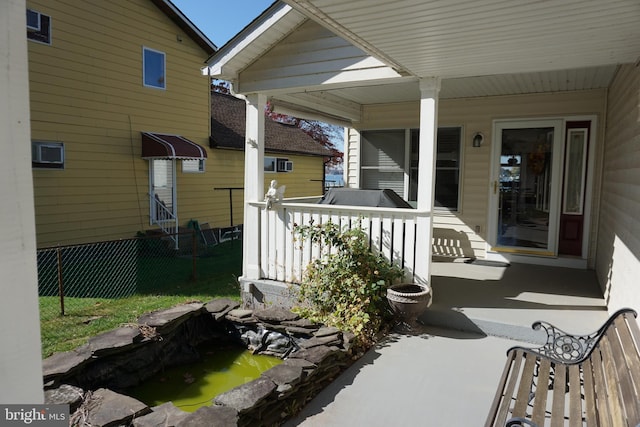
[488,120,564,255]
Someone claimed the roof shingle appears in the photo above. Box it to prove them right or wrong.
[210,91,331,157]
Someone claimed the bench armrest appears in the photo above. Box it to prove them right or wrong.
[508,308,637,364]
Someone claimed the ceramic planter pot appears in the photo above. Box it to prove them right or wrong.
[386,283,431,330]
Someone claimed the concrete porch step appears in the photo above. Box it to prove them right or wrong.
[418,306,548,345]
[422,261,610,344]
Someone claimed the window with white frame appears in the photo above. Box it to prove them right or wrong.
[264,156,293,172]
[182,159,205,173]
[277,158,293,172]
[264,157,276,173]
[26,9,51,44]
[426,127,461,210]
[360,130,406,197]
[143,47,166,89]
[360,127,462,210]
[32,141,64,169]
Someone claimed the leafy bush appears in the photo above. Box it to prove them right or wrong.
[293,220,404,344]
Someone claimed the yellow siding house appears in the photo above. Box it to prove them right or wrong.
[26,0,329,248]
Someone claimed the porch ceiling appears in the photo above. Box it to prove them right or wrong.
[285,0,640,79]
[273,65,619,106]
[207,0,640,123]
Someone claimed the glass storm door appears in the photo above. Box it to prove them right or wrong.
[491,120,563,255]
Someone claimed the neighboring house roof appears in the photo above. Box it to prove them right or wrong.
[151,0,217,56]
[210,91,331,157]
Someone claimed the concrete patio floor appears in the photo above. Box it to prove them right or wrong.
[285,261,609,426]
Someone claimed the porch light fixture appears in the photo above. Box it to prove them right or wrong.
[472,132,484,148]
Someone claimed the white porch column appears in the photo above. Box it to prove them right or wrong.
[0,0,44,403]
[415,77,440,286]
[243,93,266,280]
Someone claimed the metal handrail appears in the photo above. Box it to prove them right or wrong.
[151,196,178,249]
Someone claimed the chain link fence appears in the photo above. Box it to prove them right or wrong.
[37,229,242,321]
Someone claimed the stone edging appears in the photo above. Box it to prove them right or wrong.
[43,298,356,427]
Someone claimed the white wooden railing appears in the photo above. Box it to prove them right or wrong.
[151,195,178,249]
[246,201,431,285]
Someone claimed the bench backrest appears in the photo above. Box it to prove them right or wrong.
[588,311,640,425]
[486,309,640,426]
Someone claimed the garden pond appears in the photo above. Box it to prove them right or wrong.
[128,342,282,412]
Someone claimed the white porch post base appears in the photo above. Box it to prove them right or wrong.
[414,215,431,286]
[414,77,441,288]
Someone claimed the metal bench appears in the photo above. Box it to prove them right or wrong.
[485,308,640,427]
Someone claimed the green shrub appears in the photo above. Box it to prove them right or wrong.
[293,220,404,344]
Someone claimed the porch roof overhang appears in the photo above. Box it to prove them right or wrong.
[141,132,208,160]
[203,0,640,124]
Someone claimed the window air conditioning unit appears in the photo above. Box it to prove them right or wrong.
[33,143,64,164]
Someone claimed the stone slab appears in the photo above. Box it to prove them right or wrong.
[214,377,276,413]
[42,346,92,379]
[289,345,339,365]
[88,326,144,356]
[314,326,341,337]
[262,364,303,393]
[299,335,341,349]
[225,315,258,325]
[227,309,254,319]
[84,388,150,427]
[283,358,317,370]
[284,326,317,337]
[282,318,321,329]
[254,307,299,323]
[44,384,84,411]
[205,298,241,321]
[204,298,240,314]
[137,303,203,333]
[175,406,238,427]
[133,402,189,427]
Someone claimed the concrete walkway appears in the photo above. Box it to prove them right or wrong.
[285,261,609,426]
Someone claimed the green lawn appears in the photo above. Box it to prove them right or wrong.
[39,240,242,358]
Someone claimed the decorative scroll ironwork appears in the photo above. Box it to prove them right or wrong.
[506,418,538,427]
[512,308,637,364]
[495,309,639,427]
